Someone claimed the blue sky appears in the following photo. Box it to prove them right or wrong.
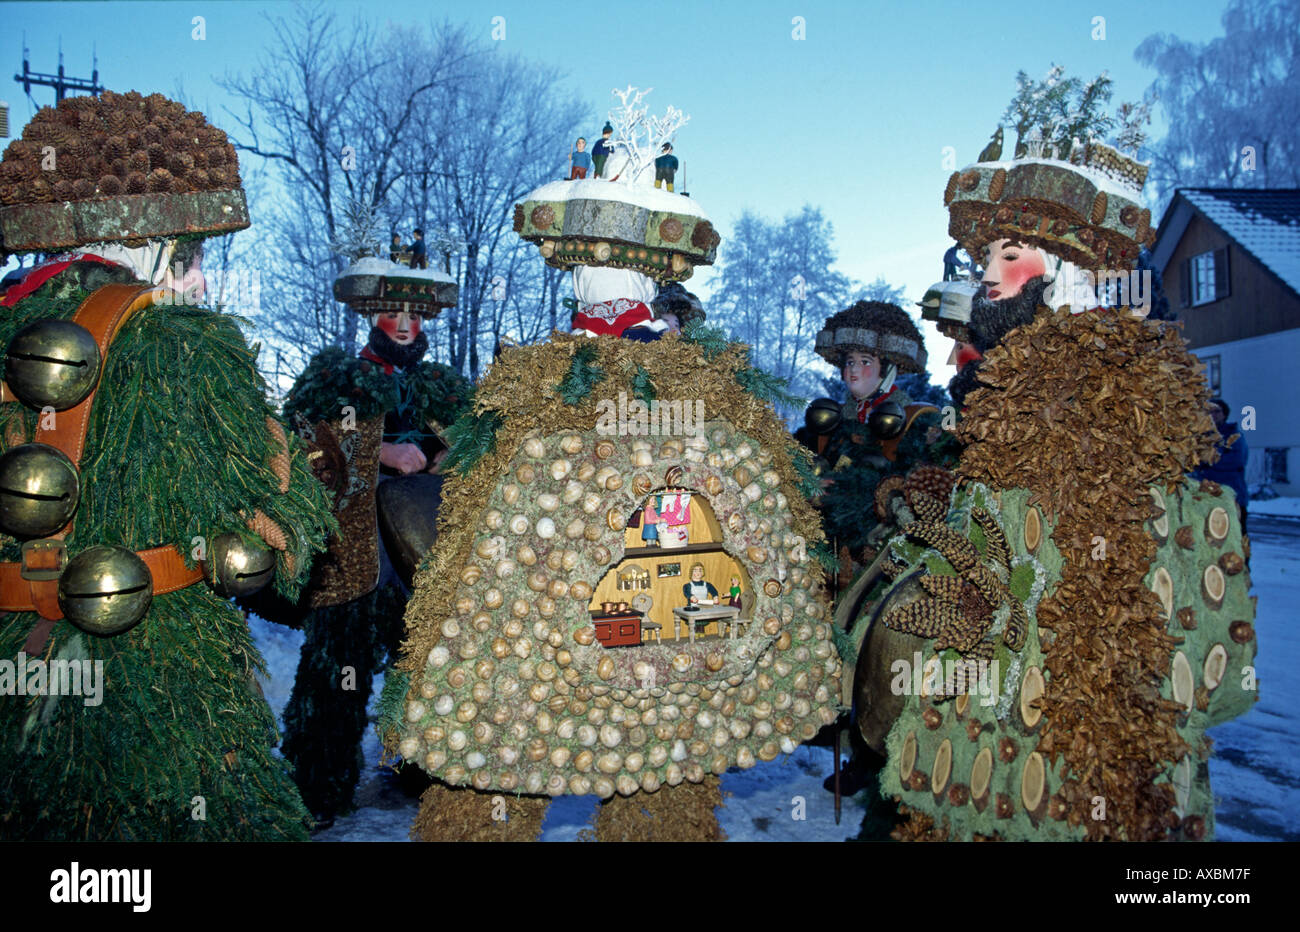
[2,0,1233,380]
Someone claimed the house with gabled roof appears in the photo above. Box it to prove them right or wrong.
[1152,188,1300,496]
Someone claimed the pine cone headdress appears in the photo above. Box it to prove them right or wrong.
[815,300,927,373]
[943,136,1154,271]
[0,90,249,255]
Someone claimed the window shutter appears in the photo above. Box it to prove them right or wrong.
[1213,246,1230,300]
[1179,258,1191,308]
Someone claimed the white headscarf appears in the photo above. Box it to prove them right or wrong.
[80,238,178,285]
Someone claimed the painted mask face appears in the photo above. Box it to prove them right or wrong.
[691,565,704,582]
[376,311,421,344]
[947,341,982,369]
[981,238,1047,301]
[842,350,882,401]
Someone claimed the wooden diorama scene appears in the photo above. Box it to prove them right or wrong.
[587,488,753,647]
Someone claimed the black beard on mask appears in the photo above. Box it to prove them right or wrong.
[949,275,1052,408]
[367,324,429,370]
[967,275,1052,354]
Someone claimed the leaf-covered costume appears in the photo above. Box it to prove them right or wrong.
[0,265,335,840]
[268,347,471,818]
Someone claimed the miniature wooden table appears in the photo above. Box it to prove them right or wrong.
[672,604,741,643]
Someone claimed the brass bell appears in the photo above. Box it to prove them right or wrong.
[804,397,842,436]
[0,443,80,538]
[4,319,102,411]
[58,545,153,636]
[867,400,906,440]
[205,532,276,597]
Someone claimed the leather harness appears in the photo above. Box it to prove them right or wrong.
[0,284,205,651]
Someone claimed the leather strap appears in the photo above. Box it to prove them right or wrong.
[880,404,940,462]
[0,544,203,613]
[34,284,159,468]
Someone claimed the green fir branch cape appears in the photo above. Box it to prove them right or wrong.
[0,264,336,840]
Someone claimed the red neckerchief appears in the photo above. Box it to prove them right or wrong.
[1,254,125,307]
[572,298,653,337]
[359,344,395,375]
[856,384,897,424]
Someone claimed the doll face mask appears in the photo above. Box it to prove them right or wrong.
[842,350,882,401]
[375,310,421,344]
[981,238,1047,300]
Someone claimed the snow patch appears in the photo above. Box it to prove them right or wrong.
[523,179,709,220]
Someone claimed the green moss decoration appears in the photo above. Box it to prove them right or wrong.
[557,343,605,404]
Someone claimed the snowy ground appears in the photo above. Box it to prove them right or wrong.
[248,514,1299,842]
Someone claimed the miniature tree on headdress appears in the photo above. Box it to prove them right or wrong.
[330,196,387,261]
[605,86,689,186]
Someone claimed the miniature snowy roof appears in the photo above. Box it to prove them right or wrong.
[514,178,719,284]
[1170,189,1300,299]
[333,257,458,317]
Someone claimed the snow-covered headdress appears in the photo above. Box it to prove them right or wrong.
[944,136,1154,274]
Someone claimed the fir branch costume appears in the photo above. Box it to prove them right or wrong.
[0,267,334,840]
[0,90,335,841]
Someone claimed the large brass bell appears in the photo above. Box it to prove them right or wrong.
[57,545,153,636]
[805,397,842,436]
[4,319,102,411]
[0,443,80,538]
[205,532,276,597]
[867,399,906,440]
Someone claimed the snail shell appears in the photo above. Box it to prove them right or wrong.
[597,656,616,680]
[495,559,517,578]
[537,596,556,617]
[607,508,627,531]
[595,439,616,460]
[523,437,545,459]
[460,565,483,586]
[560,434,583,455]
[428,645,450,667]
[517,544,538,566]
[483,588,504,609]
[441,618,461,638]
[584,523,603,542]
[595,466,618,489]
[764,579,783,597]
[537,493,560,512]
[704,475,724,496]
[632,450,653,468]
[396,737,418,760]
[509,514,530,535]
[562,480,584,504]
[472,611,492,632]
[593,545,612,565]
[576,462,596,482]
[550,459,571,481]
[565,518,586,539]
[632,474,652,496]
[747,546,767,564]
[527,570,549,592]
[502,483,521,506]
[574,626,596,646]
[536,517,556,539]
[743,482,762,502]
[476,536,503,559]
[483,509,504,531]
[582,493,603,514]
[516,464,536,484]
[511,598,531,618]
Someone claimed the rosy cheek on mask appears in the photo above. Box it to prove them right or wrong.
[377,315,420,340]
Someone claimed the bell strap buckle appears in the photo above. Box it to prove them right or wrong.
[20,539,67,581]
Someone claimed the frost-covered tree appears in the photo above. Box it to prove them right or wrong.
[1136,0,1300,210]
[330,196,386,261]
[602,86,689,186]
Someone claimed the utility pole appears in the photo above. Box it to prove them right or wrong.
[14,38,105,103]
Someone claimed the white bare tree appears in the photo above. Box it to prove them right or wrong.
[604,86,689,186]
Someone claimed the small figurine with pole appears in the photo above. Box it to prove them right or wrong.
[569,137,591,179]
